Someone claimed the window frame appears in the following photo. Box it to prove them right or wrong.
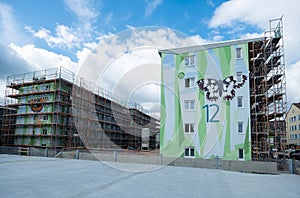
[238,148,244,160]
[238,122,244,134]
[185,77,195,88]
[184,55,195,66]
[184,100,195,111]
[237,96,243,108]
[184,123,195,134]
[184,147,195,158]
[236,47,242,59]
[237,72,242,83]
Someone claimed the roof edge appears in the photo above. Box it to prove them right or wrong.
[158,37,265,54]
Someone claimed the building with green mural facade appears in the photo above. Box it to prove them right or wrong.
[159,39,256,160]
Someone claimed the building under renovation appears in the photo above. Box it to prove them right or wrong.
[2,67,159,151]
[159,18,286,161]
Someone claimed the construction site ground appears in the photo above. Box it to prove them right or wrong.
[1,154,299,198]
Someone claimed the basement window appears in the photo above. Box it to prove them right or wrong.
[184,147,195,158]
[238,148,244,160]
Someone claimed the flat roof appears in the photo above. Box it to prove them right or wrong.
[158,37,265,55]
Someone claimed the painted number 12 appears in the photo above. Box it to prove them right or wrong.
[202,104,220,123]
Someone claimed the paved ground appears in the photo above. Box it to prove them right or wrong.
[0,154,299,198]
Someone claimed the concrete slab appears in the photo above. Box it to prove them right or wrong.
[0,154,299,198]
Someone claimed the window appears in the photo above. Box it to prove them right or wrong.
[295,134,298,139]
[185,55,195,66]
[236,48,242,59]
[238,122,243,133]
[237,72,242,83]
[184,123,195,133]
[46,85,50,90]
[42,129,47,135]
[237,96,243,108]
[43,115,48,120]
[185,100,195,110]
[238,148,244,160]
[41,144,46,147]
[294,116,296,122]
[185,77,195,88]
[184,147,195,158]
[298,115,300,120]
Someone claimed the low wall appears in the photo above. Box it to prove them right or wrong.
[0,147,282,174]
[63,150,278,174]
[168,157,277,174]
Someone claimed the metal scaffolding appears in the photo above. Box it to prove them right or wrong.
[2,67,159,151]
[249,17,287,161]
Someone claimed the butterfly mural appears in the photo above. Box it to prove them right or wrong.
[197,74,247,101]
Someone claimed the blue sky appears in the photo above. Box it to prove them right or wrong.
[0,0,299,113]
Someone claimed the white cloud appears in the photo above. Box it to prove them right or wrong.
[25,25,80,49]
[145,0,162,17]
[10,43,78,73]
[286,61,300,102]
[64,0,98,21]
[208,0,300,103]
[24,0,99,50]
[0,2,25,44]
[77,27,207,116]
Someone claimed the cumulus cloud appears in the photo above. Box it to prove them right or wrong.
[78,27,207,117]
[25,25,80,49]
[145,0,162,17]
[0,42,34,101]
[10,43,78,72]
[0,2,26,45]
[24,0,99,50]
[286,61,300,102]
[209,0,300,103]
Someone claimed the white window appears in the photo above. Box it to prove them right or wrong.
[238,122,243,133]
[185,77,195,88]
[236,48,242,59]
[184,123,195,133]
[237,72,242,83]
[298,115,300,120]
[185,100,195,110]
[185,55,195,66]
[237,96,243,108]
[238,148,244,160]
[296,134,298,139]
[184,147,195,158]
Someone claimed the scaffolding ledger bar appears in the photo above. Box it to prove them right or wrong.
[3,67,160,151]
